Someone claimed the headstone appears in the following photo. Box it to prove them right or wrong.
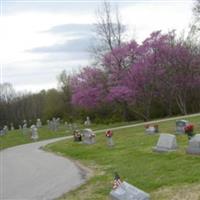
[82,129,95,144]
[30,124,39,141]
[49,118,58,131]
[110,181,150,200]
[145,124,159,134]
[0,130,4,136]
[64,121,68,129]
[22,123,28,134]
[153,133,177,152]
[73,130,82,142]
[3,125,8,134]
[84,116,91,126]
[36,118,42,128]
[186,134,200,154]
[106,130,114,147]
[10,123,14,131]
[176,120,189,134]
[19,125,22,130]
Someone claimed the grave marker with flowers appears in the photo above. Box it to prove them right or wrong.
[184,124,194,140]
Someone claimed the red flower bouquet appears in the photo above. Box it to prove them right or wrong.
[184,124,194,139]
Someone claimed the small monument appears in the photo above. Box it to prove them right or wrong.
[82,129,95,144]
[73,130,82,142]
[105,130,114,147]
[3,125,8,134]
[153,133,177,152]
[10,123,15,131]
[145,124,159,134]
[30,125,39,141]
[84,116,91,126]
[22,123,28,134]
[36,118,42,128]
[19,125,22,130]
[176,120,189,134]
[110,181,150,200]
[186,134,200,155]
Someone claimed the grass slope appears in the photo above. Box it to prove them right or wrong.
[46,115,200,200]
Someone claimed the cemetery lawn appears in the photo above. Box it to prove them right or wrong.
[0,121,138,150]
[46,115,200,200]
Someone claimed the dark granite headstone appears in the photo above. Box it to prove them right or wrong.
[176,120,188,134]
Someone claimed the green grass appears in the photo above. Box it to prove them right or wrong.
[0,121,139,150]
[45,115,200,200]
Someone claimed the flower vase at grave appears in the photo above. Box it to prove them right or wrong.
[184,124,194,140]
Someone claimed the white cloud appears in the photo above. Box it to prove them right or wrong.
[1,0,195,92]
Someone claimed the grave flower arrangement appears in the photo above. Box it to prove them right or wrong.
[184,124,194,139]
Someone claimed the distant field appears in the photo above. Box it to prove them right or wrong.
[46,115,200,200]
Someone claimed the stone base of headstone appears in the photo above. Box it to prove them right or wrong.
[110,181,150,200]
[186,134,200,155]
[153,133,177,153]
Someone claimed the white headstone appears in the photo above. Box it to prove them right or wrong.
[36,118,42,128]
[84,116,91,126]
[82,129,95,144]
[153,133,177,152]
[110,181,150,200]
[145,126,156,135]
[186,134,200,154]
[22,123,28,134]
[30,125,39,141]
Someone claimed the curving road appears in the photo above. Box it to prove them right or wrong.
[1,112,200,200]
[0,137,86,200]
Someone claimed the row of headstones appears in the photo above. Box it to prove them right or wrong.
[153,133,200,154]
[111,120,194,200]
[47,118,60,131]
[73,128,114,147]
[145,119,190,135]
[110,132,200,200]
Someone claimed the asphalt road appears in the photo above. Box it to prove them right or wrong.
[0,137,86,200]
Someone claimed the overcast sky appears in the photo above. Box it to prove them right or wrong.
[0,0,195,92]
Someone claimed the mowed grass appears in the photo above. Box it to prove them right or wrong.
[45,115,200,200]
[0,121,139,150]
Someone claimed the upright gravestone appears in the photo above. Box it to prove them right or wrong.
[186,134,200,155]
[110,181,150,200]
[36,118,42,128]
[10,123,14,131]
[153,133,177,152]
[64,121,68,129]
[3,125,8,134]
[0,129,4,136]
[145,125,159,135]
[82,129,95,144]
[22,123,28,134]
[30,125,39,141]
[176,120,188,134]
[84,116,91,126]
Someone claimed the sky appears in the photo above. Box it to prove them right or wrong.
[0,0,195,92]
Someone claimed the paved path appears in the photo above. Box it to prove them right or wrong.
[0,137,86,200]
[1,112,200,200]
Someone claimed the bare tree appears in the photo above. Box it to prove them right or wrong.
[91,1,126,63]
[188,0,200,42]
